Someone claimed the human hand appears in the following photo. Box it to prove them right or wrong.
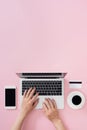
[42,98,60,127]
[11,88,39,130]
[20,87,39,119]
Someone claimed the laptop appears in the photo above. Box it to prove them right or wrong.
[17,72,67,109]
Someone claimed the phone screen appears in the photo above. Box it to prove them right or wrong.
[5,88,16,107]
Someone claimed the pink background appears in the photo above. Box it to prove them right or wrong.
[0,0,87,129]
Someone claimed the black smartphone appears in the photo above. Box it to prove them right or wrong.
[5,86,16,109]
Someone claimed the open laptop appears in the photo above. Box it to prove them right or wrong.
[17,72,67,109]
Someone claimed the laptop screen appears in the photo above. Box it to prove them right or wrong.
[16,72,67,78]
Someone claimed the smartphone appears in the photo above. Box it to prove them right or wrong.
[5,86,16,109]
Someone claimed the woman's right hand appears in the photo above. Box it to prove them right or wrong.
[42,98,60,124]
[42,98,66,130]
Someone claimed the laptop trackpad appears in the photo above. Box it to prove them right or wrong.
[36,96,64,109]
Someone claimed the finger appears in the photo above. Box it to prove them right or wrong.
[48,98,54,109]
[29,87,36,99]
[31,92,39,102]
[33,98,39,108]
[23,89,27,97]
[44,98,50,109]
[42,103,48,111]
[26,87,32,97]
[52,99,57,109]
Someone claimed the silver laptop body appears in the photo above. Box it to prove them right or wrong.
[17,73,67,109]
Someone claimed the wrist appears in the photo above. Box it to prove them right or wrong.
[11,112,26,130]
[52,119,62,129]
[19,110,27,120]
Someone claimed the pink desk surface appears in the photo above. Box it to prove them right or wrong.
[0,0,87,129]
[0,78,87,130]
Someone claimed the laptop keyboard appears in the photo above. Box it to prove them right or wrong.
[22,80,62,96]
